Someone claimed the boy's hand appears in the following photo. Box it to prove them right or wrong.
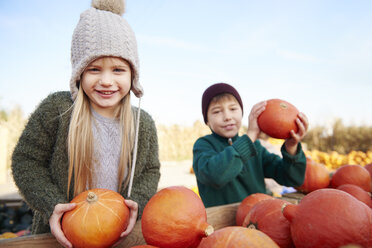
[247,101,267,142]
[285,112,309,155]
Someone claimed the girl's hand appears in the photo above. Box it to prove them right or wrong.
[49,203,76,248]
[285,112,309,155]
[113,199,139,247]
[247,101,267,142]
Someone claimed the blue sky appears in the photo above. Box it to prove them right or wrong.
[1,0,371,127]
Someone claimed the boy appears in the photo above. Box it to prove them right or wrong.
[192,83,308,208]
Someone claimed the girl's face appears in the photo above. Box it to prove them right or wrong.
[81,57,132,118]
[207,95,243,138]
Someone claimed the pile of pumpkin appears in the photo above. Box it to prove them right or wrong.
[234,157,372,248]
[133,159,372,248]
[305,149,372,170]
[61,186,283,248]
[60,159,372,248]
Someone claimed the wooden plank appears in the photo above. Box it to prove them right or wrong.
[0,203,240,247]
[282,192,305,201]
[0,222,146,248]
[206,202,239,230]
[277,196,300,204]
[0,233,62,248]
[0,192,23,207]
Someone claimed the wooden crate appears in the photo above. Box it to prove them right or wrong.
[0,194,305,247]
[0,202,239,248]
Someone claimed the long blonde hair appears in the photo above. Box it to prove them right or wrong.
[67,65,135,199]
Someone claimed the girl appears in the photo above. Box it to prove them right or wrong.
[11,1,160,247]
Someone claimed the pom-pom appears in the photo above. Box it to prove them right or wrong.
[91,0,125,15]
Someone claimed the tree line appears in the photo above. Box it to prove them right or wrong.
[158,119,372,161]
[1,106,371,166]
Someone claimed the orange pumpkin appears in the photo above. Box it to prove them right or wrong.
[62,188,129,248]
[330,164,371,192]
[257,99,299,139]
[337,184,372,208]
[283,188,372,248]
[198,226,279,248]
[236,193,273,226]
[141,186,213,248]
[243,199,294,248]
[296,157,330,193]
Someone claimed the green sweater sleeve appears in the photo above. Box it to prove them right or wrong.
[260,141,306,187]
[193,134,256,188]
[122,109,160,219]
[11,93,69,223]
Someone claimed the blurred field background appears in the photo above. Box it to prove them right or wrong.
[1,105,372,197]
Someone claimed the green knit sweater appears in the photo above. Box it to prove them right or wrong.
[193,132,306,208]
[11,91,161,234]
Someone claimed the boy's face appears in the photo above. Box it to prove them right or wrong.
[207,95,243,138]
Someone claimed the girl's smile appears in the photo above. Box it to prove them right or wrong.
[95,90,118,97]
[81,56,132,118]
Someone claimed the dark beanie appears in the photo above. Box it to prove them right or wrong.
[202,83,243,123]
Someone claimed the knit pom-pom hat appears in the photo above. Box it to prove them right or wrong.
[70,0,143,100]
[202,83,243,124]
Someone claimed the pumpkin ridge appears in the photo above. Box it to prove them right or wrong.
[82,204,91,231]
[102,198,123,204]
[262,208,278,218]
[97,201,123,221]
[74,199,86,205]
[99,190,111,198]
[95,211,104,234]
[69,202,86,218]
[225,228,239,246]
[245,206,277,227]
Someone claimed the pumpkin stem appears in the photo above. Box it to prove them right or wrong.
[280,102,288,109]
[282,203,296,223]
[87,191,98,203]
[198,222,214,237]
[204,225,214,237]
[247,223,257,229]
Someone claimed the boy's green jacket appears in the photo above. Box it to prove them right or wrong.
[193,132,306,208]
